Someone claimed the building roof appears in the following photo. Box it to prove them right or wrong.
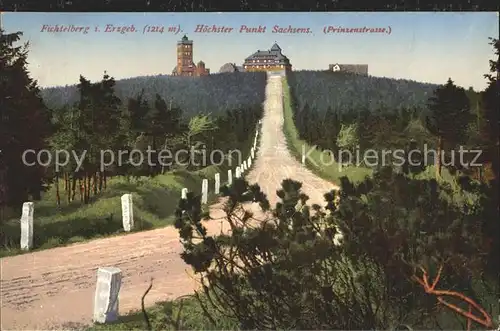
[219,63,239,73]
[244,42,290,63]
[270,43,281,51]
[178,34,193,44]
[329,63,368,74]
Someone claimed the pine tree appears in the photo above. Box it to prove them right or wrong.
[322,106,340,152]
[0,30,51,218]
[425,78,471,178]
[478,38,499,182]
[144,94,183,174]
[49,105,85,204]
[128,90,150,135]
[72,73,122,202]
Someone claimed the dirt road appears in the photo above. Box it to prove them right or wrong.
[245,74,337,206]
[0,73,337,330]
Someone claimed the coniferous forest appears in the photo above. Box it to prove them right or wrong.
[287,70,438,153]
[41,72,267,117]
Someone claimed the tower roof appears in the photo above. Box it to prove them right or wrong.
[270,43,281,51]
[178,34,193,44]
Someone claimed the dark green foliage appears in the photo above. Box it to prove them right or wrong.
[286,70,435,157]
[174,169,498,330]
[78,74,123,169]
[40,72,267,118]
[425,78,471,146]
[175,178,392,329]
[336,168,498,328]
[478,38,499,181]
[337,167,490,279]
[0,30,51,210]
[447,39,498,183]
[401,139,425,176]
[484,37,499,84]
[287,70,436,117]
[479,82,499,150]
[423,78,471,177]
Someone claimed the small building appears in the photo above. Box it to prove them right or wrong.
[219,63,244,73]
[243,43,292,72]
[172,35,210,77]
[329,63,368,75]
[195,60,210,76]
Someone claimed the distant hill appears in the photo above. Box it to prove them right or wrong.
[41,72,267,117]
[286,70,440,115]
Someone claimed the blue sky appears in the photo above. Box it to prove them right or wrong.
[2,12,498,90]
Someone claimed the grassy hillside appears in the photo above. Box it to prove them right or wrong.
[282,77,372,184]
[282,75,455,185]
[41,72,267,117]
[0,165,225,257]
[1,118,258,257]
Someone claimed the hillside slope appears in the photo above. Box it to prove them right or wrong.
[41,72,267,116]
[287,70,439,115]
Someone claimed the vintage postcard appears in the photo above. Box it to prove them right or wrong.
[1,12,499,330]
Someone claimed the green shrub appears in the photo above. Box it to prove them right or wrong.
[173,169,498,330]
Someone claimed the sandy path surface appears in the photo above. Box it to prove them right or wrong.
[0,73,337,330]
[245,74,337,206]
